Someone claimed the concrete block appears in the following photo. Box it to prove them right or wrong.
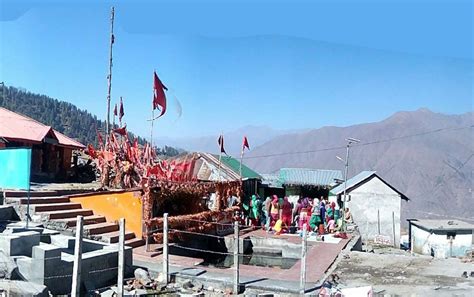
[0,231,40,256]
[0,205,20,221]
[32,243,62,260]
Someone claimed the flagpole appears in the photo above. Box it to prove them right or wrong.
[105,6,115,141]
[239,148,243,181]
[218,150,222,182]
[218,133,223,182]
[151,70,155,150]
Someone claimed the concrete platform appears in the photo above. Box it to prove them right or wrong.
[133,231,353,293]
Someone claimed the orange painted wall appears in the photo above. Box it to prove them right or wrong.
[70,191,143,238]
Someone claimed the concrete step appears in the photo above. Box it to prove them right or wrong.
[53,215,107,227]
[82,222,119,235]
[252,246,283,255]
[3,191,58,198]
[19,196,70,205]
[32,203,82,213]
[42,209,94,220]
[125,237,146,248]
[99,230,135,243]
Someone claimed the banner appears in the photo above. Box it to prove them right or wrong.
[0,148,32,190]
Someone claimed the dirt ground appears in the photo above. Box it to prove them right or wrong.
[331,251,474,296]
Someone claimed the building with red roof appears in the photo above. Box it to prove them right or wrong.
[0,107,85,180]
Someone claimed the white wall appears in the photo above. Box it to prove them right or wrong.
[411,225,473,258]
[346,177,401,247]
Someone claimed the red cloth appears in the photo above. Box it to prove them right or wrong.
[119,97,124,121]
[113,125,127,136]
[153,71,167,117]
[218,135,226,154]
[242,136,250,151]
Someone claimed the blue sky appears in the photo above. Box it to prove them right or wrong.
[0,0,472,138]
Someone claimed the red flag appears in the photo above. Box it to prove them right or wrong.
[242,136,250,151]
[96,129,104,146]
[153,71,168,117]
[113,103,118,117]
[87,144,97,158]
[133,138,138,149]
[218,135,227,155]
[119,97,124,121]
[113,125,127,136]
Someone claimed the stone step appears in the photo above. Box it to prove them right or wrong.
[125,237,146,248]
[32,203,82,213]
[3,191,58,198]
[82,222,119,235]
[43,209,94,220]
[252,246,283,255]
[19,196,71,205]
[53,215,107,227]
[99,230,135,243]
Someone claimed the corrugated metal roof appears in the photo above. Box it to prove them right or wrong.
[261,173,283,188]
[408,219,474,232]
[279,168,342,186]
[219,155,261,180]
[330,171,376,195]
[0,107,85,149]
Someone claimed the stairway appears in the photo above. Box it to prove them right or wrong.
[3,190,145,248]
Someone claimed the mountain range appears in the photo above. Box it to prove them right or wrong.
[160,109,473,224]
[243,109,473,223]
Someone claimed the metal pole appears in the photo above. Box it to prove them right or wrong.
[377,209,380,235]
[105,6,115,139]
[300,223,307,295]
[239,149,243,181]
[117,218,125,297]
[145,226,150,252]
[218,151,222,182]
[71,216,83,297]
[26,187,31,229]
[163,213,169,284]
[233,221,239,294]
[341,143,350,232]
[392,211,396,247]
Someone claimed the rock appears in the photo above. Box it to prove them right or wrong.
[0,280,49,297]
[0,250,17,279]
[182,280,194,290]
[192,281,203,292]
[126,289,148,296]
[207,286,214,292]
[155,272,165,283]
[134,268,152,285]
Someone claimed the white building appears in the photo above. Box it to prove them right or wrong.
[330,171,409,247]
[407,219,474,258]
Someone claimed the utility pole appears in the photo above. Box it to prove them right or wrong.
[105,7,115,140]
[341,137,360,232]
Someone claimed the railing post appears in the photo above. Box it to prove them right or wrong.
[145,225,150,252]
[233,221,239,294]
[117,218,125,297]
[163,213,169,284]
[300,223,307,295]
[71,215,83,297]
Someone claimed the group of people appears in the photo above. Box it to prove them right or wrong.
[242,194,353,235]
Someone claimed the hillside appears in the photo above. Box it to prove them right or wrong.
[244,109,473,222]
[0,86,147,146]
